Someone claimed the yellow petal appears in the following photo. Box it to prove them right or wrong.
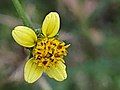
[24,58,43,83]
[12,26,37,47]
[42,12,60,37]
[45,61,67,81]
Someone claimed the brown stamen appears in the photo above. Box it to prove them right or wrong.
[42,61,47,65]
[57,45,62,49]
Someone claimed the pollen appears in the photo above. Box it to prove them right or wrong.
[32,38,70,68]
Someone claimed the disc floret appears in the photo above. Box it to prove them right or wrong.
[33,38,69,68]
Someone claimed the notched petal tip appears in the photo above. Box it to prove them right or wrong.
[42,12,60,37]
[12,26,37,47]
[24,58,43,83]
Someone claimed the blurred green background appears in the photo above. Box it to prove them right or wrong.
[0,0,120,90]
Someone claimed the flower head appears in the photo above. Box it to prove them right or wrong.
[12,12,70,83]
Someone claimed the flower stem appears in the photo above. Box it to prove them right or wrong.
[12,0,32,27]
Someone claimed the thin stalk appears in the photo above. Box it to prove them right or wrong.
[12,0,32,27]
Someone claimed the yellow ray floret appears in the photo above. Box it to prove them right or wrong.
[45,61,67,81]
[12,26,37,47]
[24,58,43,83]
[42,12,60,37]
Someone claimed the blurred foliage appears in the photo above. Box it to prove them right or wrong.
[0,0,120,90]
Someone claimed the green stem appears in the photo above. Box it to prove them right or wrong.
[12,0,32,27]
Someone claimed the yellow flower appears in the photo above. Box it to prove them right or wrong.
[12,12,70,83]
